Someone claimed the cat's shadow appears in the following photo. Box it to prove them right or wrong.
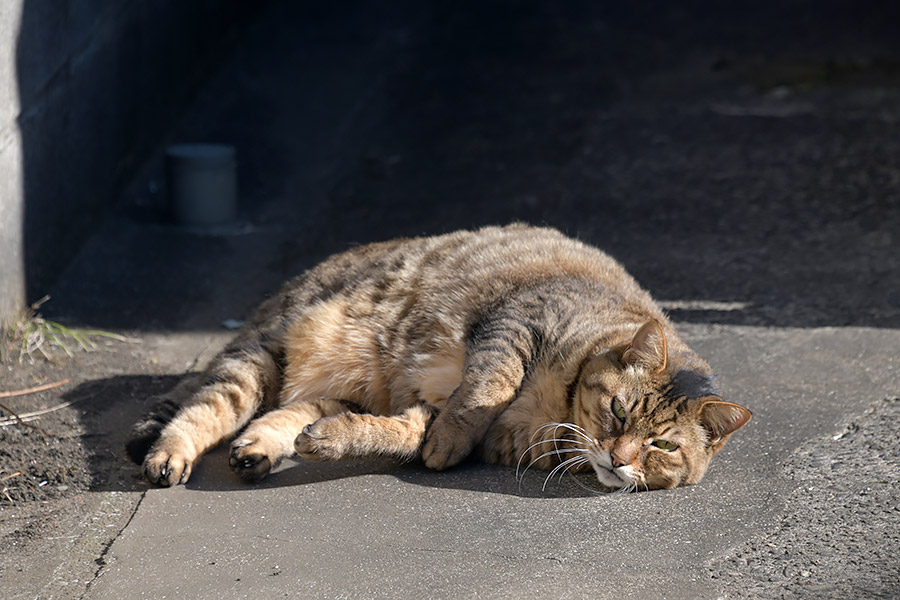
[72,374,600,499]
[184,443,600,498]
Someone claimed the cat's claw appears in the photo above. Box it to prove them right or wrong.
[143,449,193,487]
[229,438,276,482]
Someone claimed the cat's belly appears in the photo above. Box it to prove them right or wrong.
[280,299,466,414]
[281,299,392,413]
[409,347,465,410]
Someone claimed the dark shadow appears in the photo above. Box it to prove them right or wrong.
[24,0,900,333]
[71,374,597,499]
[69,374,186,494]
[15,2,269,306]
[316,0,900,330]
[185,446,599,499]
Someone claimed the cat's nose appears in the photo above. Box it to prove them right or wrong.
[611,450,629,468]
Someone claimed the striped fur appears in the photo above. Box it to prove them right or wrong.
[131,225,750,490]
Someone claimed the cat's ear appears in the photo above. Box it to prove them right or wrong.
[699,399,752,442]
[622,320,667,373]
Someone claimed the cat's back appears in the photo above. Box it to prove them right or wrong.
[267,224,660,342]
[305,224,641,304]
[414,224,631,290]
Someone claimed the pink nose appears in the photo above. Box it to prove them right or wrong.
[611,450,629,468]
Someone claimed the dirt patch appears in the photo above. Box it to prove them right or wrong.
[0,423,92,504]
[0,342,180,552]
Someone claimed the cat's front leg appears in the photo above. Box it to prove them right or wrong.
[422,385,517,470]
[421,409,475,470]
[422,317,533,470]
[294,404,434,460]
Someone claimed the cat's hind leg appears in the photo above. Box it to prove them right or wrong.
[294,403,435,461]
[229,398,347,481]
[142,347,280,487]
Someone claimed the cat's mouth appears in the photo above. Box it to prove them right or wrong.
[589,460,630,489]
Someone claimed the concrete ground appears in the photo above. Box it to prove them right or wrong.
[2,1,899,598]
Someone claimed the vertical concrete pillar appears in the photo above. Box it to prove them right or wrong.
[0,1,25,324]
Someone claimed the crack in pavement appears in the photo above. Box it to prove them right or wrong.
[80,490,147,599]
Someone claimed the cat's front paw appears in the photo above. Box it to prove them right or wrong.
[294,420,346,461]
[293,425,324,461]
[229,437,278,482]
[143,447,195,487]
[422,414,474,470]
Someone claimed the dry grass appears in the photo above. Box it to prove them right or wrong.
[1,470,23,504]
[1,296,130,364]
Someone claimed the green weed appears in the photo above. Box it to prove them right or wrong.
[1,296,129,363]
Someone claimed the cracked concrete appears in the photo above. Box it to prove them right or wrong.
[81,492,146,597]
[0,329,230,600]
[4,492,141,600]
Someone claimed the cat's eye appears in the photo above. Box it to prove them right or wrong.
[611,398,626,421]
[652,440,679,452]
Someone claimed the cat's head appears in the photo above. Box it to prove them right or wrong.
[571,320,751,490]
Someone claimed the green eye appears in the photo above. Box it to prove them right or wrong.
[652,440,679,452]
[611,398,626,420]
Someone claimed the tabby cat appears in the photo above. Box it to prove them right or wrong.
[128,225,751,491]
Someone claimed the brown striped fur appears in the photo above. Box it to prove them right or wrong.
[130,225,751,491]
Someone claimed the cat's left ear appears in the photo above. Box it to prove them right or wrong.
[699,399,752,442]
[622,320,667,373]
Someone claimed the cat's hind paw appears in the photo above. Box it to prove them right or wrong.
[229,438,277,482]
[143,448,194,487]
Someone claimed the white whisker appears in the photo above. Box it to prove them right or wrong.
[531,422,595,446]
[516,441,589,481]
[559,422,595,441]
[515,434,590,479]
[533,447,590,465]
[530,422,566,443]
[542,455,590,491]
[620,481,640,494]
[548,422,595,445]
[517,423,605,494]
[556,456,584,485]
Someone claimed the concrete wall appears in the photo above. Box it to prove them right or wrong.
[0,0,265,324]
